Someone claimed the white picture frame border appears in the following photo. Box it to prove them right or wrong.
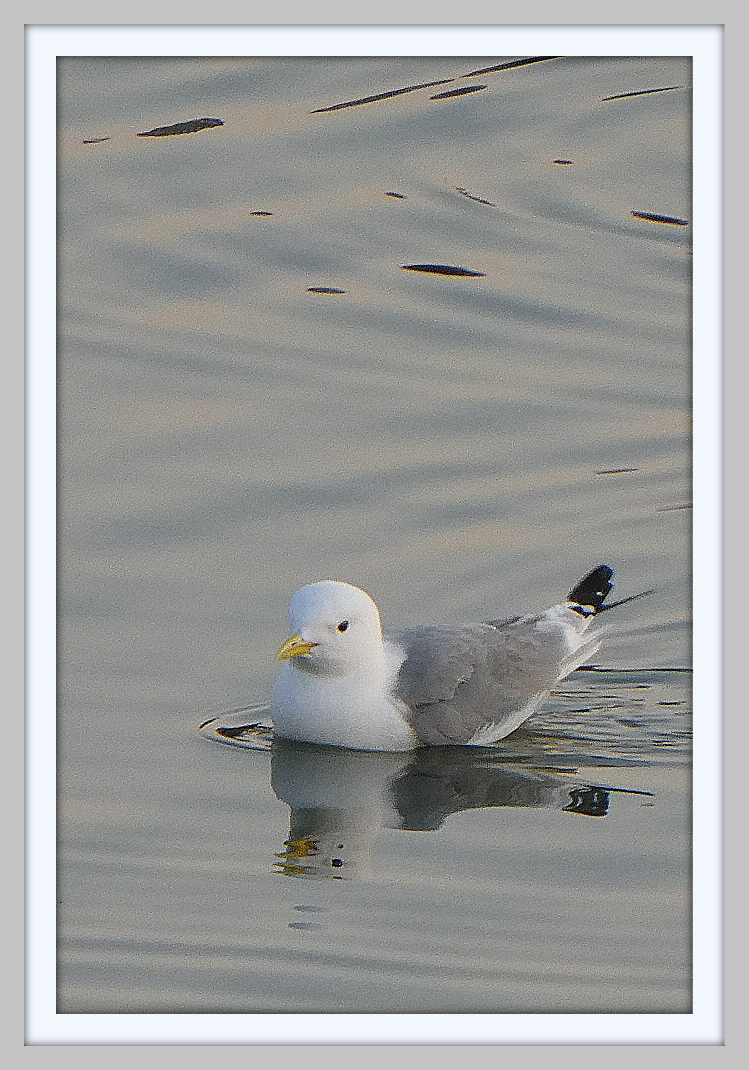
[23,17,723,1049]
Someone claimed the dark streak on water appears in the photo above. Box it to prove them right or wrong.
[311,79,454,113]
[307,287,346,294]
[602,86,684,102]
[631,210,689,227]
[82,137,110,144]
[577,666,691,673]
[401,263,486,277]
[454,187,496,206]
[463,56,561,76]
[430,85,487,100]
[137,117,224,137]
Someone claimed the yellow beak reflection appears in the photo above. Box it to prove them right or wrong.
[276,633,318,661]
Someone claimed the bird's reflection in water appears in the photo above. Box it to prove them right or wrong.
[269,739,648,880]
[271,743,411,879]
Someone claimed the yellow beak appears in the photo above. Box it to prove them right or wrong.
[276,633,318,661]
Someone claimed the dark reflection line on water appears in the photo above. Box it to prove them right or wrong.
[463,57,562,76]
[137,117,224,137]
[454,187,497,206]
[601,86,684,102]
[401,263,486,277]
[566,705,627,713]
[215,723,271,742]
[431,85,487,100]
[575,666,691,673]
[311,79,454,113]
[631,211,690,227]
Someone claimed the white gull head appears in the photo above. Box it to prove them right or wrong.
[271,580,418,750]
[278,580,386,677]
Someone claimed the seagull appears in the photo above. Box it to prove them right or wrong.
[271,565,650,752]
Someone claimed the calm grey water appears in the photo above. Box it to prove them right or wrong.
[57,55,691,1017]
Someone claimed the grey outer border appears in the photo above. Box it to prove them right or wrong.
[16,0,736,1059]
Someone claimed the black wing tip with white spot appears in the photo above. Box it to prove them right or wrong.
[568,564,615,614]
[568,564,654,617]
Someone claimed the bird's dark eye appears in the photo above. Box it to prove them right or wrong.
[337,620,349,632]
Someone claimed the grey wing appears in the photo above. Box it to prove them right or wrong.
[387,614,595,746]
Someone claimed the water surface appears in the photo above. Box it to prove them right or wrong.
[57,54,692,1019]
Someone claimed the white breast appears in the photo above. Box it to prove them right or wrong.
[271,658,419,752]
